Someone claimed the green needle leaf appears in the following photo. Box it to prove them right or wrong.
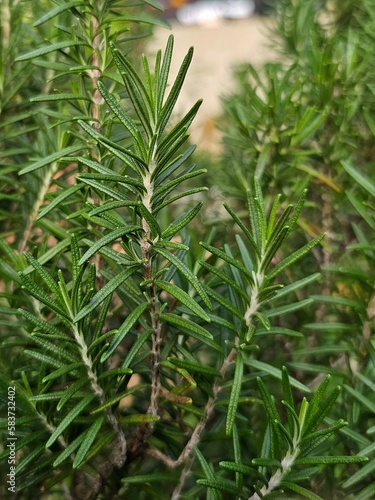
[266,233,325,282]
[250,360,310,393]
[74,267,138,322]
[31,93,91,102]
[343,384,375,414]
[91,385,148,414]
[162,202,203,238]
[19,146,79,175]
[342,458,375,488]
[157,46,194,134]
[295,456,368,465]
[53,434,86,467]
[37,183,84,220]
[154,246,211,309]
[73,416,105,468]
[79,226,140,264]
[122,329,153,369]
[197,478,241,495]
[23,252,62,300]
[33,2,87,26]
[195,447,222,500]
[168,357,220,377]
[341,159,375,198]
[160,313,213,340]
[42,362,83,383]
[156,280,210,321]
[101,302,149,362]
[137,203,161,236]
[46,394,95,448]
[97,80,145,145]
[20,274,69,320]
[281,481,325,499]
[15,41,89,61]
[200,242,254,285]
[226,350,243,436]
[31,334,77,364]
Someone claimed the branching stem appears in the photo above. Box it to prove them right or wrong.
[147,345,238,472]
[62,283,127,468]
[149,253,268,496]
[76,322,127,466]
[248,446,300,500]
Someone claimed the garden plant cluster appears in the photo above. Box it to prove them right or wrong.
[0,1,374,499]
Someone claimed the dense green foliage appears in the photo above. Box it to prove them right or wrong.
[0,1,373,499]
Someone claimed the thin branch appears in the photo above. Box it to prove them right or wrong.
[171,456,195,500]
[148,285,163,418]
[148,245,272,496]
[248,446,300,500]
[18,163,58,254]
[146,346,238,469]
[131,165,162,453]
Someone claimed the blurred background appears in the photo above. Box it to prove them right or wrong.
[147,1,277,152]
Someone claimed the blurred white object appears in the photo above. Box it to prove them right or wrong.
[176,0,256,25]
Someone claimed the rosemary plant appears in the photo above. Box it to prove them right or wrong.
[0,1,371,499]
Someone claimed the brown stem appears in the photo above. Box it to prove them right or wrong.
[146,346,238,472]
[148,286,163,417]
[131,215,163,453]
[140,219,162,420]
[171,456,194,500]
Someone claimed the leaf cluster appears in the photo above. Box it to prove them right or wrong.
[0,1,373,499]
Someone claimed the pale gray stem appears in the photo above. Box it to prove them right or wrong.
[248,446,299,500]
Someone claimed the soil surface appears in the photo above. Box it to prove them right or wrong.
[149,15,277,152]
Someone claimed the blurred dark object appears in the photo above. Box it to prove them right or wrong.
[254,0,270,14]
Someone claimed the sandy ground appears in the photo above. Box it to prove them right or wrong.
[148,16,277,152]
